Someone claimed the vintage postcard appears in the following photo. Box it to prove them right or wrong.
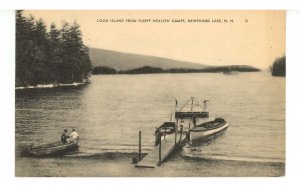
[15,10,285,177]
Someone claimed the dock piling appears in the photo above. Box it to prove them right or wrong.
[139,131,141,161]
[158,133,162,166]
[175,118,178,144]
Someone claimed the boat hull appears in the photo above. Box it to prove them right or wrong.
[190,120,229,145]
[25,140,79,157]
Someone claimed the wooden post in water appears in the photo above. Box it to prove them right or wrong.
[139,131,141,161]
[179,125,183,142]
[188,122,191,147]
[158,133,162,166]
[174,99,177,145]
[191,97,194,112]
[175,118,178,144]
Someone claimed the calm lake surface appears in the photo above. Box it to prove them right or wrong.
[15,72,285,176]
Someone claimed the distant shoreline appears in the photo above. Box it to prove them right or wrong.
[15,65,261,88]
[92,65,260,75]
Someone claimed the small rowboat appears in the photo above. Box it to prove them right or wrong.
[155,122,176,135]
[154,122,176,145]
[189,118,229,145]
[23,140,79,157]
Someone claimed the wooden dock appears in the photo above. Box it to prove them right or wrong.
[134,97,205,168]
[135,132,185,168]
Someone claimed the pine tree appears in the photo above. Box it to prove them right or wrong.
[30,18,50,84]
[60,21,91,83]
[48,23,62,82]
[16,11,36,85]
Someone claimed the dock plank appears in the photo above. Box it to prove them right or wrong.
[135,133,184,168]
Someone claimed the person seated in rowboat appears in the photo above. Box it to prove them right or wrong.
[69,129,80,142]
[61,129,70,144]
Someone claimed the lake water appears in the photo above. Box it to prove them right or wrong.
[15,72,285,176]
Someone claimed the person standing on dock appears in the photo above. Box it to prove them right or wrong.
[193,116,197,126]
[180,120,184,128]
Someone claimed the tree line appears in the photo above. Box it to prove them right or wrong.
[16,10,92,86]
[92,65,260,75]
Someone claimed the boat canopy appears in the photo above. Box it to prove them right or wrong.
[175,111,209,119]
[175,97,209,119]
[162,122,176,127]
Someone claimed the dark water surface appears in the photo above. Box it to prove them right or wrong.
[15,72,285,176]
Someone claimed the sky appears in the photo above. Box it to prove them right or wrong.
[24,10,286,69]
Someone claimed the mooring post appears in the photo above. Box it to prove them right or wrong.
[175,118,178,144]
[158,133,162,166]
[189,133,192,148]
[139,131,141,161]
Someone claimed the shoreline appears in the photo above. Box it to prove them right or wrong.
[92,65,261,75]
[15,153,285,177]
[15,82,88,90]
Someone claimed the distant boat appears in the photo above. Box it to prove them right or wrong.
[189,118,229,145]
[22,140,79,157]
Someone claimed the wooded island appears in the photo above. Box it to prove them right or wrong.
[16,11,92,87]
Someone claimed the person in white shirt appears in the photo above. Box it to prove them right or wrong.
[180,120,184,128]
[69,129,79,142]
